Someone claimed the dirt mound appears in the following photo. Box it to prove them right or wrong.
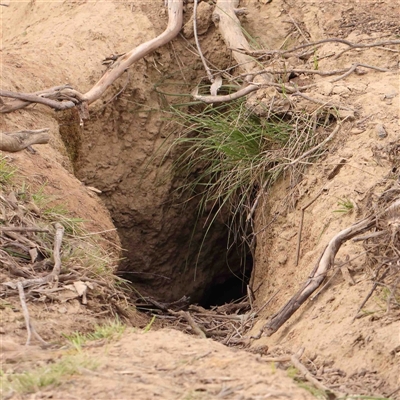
[3,328,318,400]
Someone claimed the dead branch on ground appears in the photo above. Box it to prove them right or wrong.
[259,197,400,337]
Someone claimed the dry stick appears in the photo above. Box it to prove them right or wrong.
[290,354,336,395]
[292,91,354,111]
[296,188,326,266]
[351,265,391,322]
[0,226,50,233]
[193,0,214,83]
[17,281,32,345]
[17,281,49,347]
[169,309,207,338]
[246,178,271,223]
[287,14,309,43]
[3,223,65,290]
[263,199,400,336]
[260,63,389,79]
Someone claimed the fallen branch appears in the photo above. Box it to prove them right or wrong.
[0,129,50,152]
[0,89,75,110]
[83,0,183,104]
[262,220,383,335]
[213,0,259,75]
[261,198,400,336]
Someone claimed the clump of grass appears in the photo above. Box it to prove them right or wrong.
[0,354,98,395]
[170,99,332,250]
[0,154,16,186]
[63,318,126,350]
[333,198,354,214]
[0,157,120,296]
[31,184,85,234]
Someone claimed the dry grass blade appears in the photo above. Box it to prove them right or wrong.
[169,98,337,267]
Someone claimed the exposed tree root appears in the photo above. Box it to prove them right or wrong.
[0,0,183,114]
[0,129,50,152]
[259,198,400,337]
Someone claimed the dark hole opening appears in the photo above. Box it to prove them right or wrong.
[198,255,253,309]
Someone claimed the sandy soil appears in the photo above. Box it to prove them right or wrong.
[1,0,399,399]
[2,329,318,400]
[248,0,400,397]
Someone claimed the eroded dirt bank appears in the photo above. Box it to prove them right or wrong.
[247,0,400,396]
[1,0,399,399]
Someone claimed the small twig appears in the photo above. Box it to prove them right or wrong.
[330,62,389,83]
[292,91,354,111]
[291,353,335,395]
[242,38,400,57]
[296,188,327,266]
[351,266,390,322]
[193,83,259,103]
[287,14,309,43]
[0,226,50,233]
[283,120,344,171]
[193,0,214,83]
[258,63,389,82]
[17,281,32,345]
[246,178,271,223]
[17,281,49,347]
[169,309,207,338]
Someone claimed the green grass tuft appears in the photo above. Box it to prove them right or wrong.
[0,154,16,186]
[169,98,332,257]
[0,355,98,395]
